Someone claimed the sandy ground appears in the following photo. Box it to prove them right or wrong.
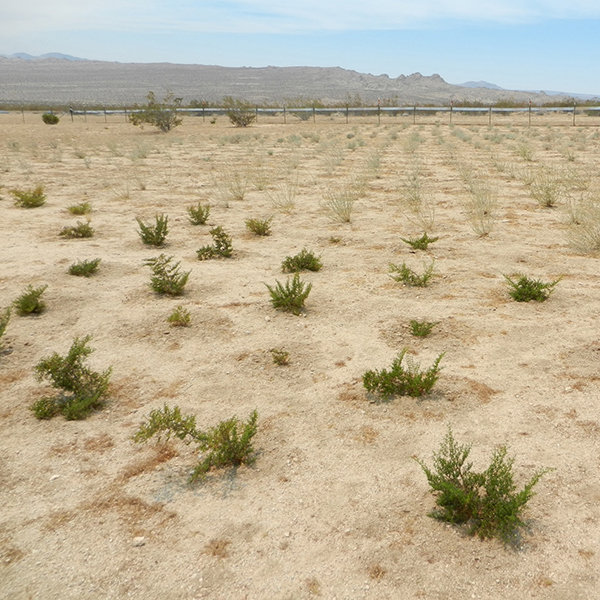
[1,113,600,599]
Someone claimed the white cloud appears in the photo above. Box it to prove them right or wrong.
[2,0,600,36]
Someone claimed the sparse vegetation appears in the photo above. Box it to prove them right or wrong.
[133,405,258,482]
[67,201,92,215]
[409,319,438,337]
[187,202,211,225]
[144,254,190,296]
[59,220,95,238]
[266,273,312,315]
[245,217,273,236]
[363,348,444,399]
[42,113,60,125]
[504,274,561,302]
[401,233,439,250]
[222,96,256,127]
[389,261,435,287]
[167,305,191,327]
[196,226,233,259]
[415,427,551,542]
[136,214,169,246]
[281,248,323,273]
[129,91,183,132]
[68,258,101,277]
[11,185,46,208]
[32,335,112,420]
[271,348,290,365]
[13,284,47,316]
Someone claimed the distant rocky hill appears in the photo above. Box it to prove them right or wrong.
[0,56,578,107]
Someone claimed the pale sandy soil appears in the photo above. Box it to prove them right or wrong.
[1,113,600,599]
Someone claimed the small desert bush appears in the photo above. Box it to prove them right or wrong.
[389,261,435,287]
[67,201,92,215]
[196,226,233,260]
[133,405,258,482]
[144,254,190,296]
[416,427,551,542]
[271,348,290,365]
[565,194,600,253]
[529,170,566,208]
[281,248,323,273]
[323,188,356,223]
[0,308,10,350]
[223,96,256,127]
[13,284,47,316]
[11,185,46,208]
[464,180,497,236]
[363,348,444,400]
[245,217,272,236]
[32,335,112,420]
[268,176,298,213]
[187,202,210,225]
[504,274,561,302]
[409,319,438,337]
[401,233,439,250]
[68,258,101,277]
[59,221,94,238]
[42,113,60,125]
[167,305,191,327]
[137,214,169,246]
[266,273,312,315]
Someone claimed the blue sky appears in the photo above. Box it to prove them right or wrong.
[2,0,600,95]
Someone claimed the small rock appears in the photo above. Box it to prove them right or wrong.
[132,537,146,547]
[49,475,60,482]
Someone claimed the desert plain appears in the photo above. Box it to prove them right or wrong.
[1,110,600,599]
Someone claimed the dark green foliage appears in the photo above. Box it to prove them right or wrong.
[68,258,101,277]
[129,91,183,132]
[504,274,561,302]
[11,185,46,208]
[42,113,60,125]
[266,273,312,315]
[222,96,256,127]
[409,319,438,337]
[389,261,435,287]
[196,226,233,260]
[0,308,10,350]
[67,201,92,215]
[32,335,112,420]
[281,248,323,273]
[245,217,272,236]
[144,254,190,296]
[59,221,94,238]
[271,348,290,365]
[167,305,191,327]
[136,214,169,246]
[415,428,551,542]
[13,284,47,316]
[363,348,444,399]
[187,202,211,225]
[133,405,258,482]
[401,232,439,250]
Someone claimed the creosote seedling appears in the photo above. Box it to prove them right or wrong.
[401,232,439,250]
[504,274,561,302]
[13,284,48,316]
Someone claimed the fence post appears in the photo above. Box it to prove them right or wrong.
[573,103,576,126]
[528,101,531,127]
[104,109,107,123]
[450,101,453,125]
[313,106,316,123]
[21,107,25,123]
[202,106,205,123]
[345,105,349,124]
[255,106,258,123]
[489,106,492,126]
[377,105,380,126]
[124,108,128,122]
[413,105,416,125]
[83,109,87,122]
[283,105,286,125]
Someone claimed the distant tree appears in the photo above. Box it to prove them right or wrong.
[222,96,256,127]
[129,91,183,132]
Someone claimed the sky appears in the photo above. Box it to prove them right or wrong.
[1,0,600,96]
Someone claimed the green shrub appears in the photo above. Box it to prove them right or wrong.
[281,248,323,273]
[129,91,182,132]
[196,226,233,260]
[415,427,551,542]
[133,405,258,482]
[0,308,10,351]
[187,202,210,225]
[363,348,443,399]
[167,305,191,327]
[245,217,272,236]
[409,319,438,337]
[266,273,312,316]
[67,201,92,215]
[389,261,435,287]
[68,258,101,277]
[59,221,94,238]
[504,274,561,302]
[13,284,47,316]
[222,96,256,127]
[32,335,112,420]
[136,214,169,246]
[42,113,60,125]
[271,348,290,365]
[144,254,190,296]
[11,185,46,208]
[401,233,439,250]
